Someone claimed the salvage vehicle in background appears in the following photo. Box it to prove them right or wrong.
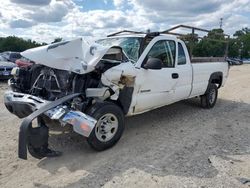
[4,25,230,160]
[1,51,22,63]
[226,58,243,65]
[0,56,16,80]
[242,58,250,64]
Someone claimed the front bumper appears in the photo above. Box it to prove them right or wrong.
[4,91,97,159]
[4,91,50,118]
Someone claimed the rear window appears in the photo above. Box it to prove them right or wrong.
[178,43,186,65]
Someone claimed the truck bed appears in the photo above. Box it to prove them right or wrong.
[189,61,229,98]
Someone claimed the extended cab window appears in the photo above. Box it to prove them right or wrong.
[146,40,176,68]
[178,43,186,65]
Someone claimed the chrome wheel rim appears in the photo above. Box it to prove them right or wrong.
[95,113,118,142]
[209,89,216,104]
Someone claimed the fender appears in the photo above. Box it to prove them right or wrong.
[205,72,223,94]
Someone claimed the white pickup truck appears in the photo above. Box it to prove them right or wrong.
[4,31,229,159]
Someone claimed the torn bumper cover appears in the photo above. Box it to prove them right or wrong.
[4,91,97,159]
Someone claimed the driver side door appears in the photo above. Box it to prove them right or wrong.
[134,40,179,113]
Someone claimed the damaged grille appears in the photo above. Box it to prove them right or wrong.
[29,67,72,100]
[32,69,61,93]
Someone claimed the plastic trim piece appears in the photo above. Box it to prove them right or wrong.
[18,93,80,160]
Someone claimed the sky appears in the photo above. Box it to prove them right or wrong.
[0,0,250,43]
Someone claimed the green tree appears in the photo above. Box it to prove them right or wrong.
[191,28,227,57]
[0,36,44,52]
[230,27,250,58]
[228,39,240,58]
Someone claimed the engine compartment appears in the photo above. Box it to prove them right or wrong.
[9,59,120,101]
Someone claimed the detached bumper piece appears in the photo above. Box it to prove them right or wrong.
[4,92,96,160]
[26,119,62,159]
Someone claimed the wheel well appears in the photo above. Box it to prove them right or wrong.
[105,86,134,115]
[106,99,123,111]
[209,72,223,89]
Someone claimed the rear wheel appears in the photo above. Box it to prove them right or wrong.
[200,84,218,109]
[86,102,124,151]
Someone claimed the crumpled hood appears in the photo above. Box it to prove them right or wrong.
[21,38,113,74]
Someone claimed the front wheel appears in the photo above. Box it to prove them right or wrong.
[86,102,125,151]
[200,84,218,109]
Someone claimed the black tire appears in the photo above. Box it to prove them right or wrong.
[200,84,218,109]
[86,102,124,151]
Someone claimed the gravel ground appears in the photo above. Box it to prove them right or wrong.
[0,65,249,188]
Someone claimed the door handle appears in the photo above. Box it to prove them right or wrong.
[172,73,179,79]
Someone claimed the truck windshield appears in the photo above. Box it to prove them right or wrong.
[96,37,142,64]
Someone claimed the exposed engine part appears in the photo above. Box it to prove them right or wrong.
[86,87,111,99]
[31,68,61,93]
[28,66,74,100]
[10,59,121,101]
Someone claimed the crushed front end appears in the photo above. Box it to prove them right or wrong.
[3,38,131,159]
[4,91,97,159]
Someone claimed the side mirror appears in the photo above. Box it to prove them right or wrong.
[143,57,162,70]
